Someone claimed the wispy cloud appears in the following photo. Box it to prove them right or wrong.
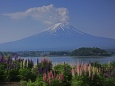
[3,4,69,25]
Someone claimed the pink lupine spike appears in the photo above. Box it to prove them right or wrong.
[71,68,75,76]
[76,66,79,76]
[48,72,50,80]
[43,73,47,82]
[49,70,53,78]
[52,74,54,79]
[59,73,64,80]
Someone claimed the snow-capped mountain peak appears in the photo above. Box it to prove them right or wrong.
[0,22,115,51]
[45,23,86,35]
[51,23,62,30]
[49,23,68,31]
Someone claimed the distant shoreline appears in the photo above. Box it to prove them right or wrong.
[20,55,115,58]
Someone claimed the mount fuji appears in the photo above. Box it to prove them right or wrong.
[0,23,115,51]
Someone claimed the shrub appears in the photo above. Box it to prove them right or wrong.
[19,68,36,81]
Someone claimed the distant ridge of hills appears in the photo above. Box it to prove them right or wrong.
[0,23,115,51]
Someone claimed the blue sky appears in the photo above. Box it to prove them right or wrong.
[0,0,115,44]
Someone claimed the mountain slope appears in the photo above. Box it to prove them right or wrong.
[0,23,115,51]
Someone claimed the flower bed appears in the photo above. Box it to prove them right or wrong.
[0,53,115,86]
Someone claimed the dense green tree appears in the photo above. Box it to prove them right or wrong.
[70,47,112,56]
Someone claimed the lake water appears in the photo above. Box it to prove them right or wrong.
[21,56,115,65]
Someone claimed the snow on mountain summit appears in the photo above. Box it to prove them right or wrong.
[51,23,62,30]
[45,23,86,35]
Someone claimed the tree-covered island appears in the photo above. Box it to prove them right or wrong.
[70,47,112,56]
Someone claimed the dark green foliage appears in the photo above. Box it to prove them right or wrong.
[19,68,36,81]
[8,69,20,82]
[49,79,63,86]
[0,65,5,81]
[71,47,112,56]
[72,75,105,86]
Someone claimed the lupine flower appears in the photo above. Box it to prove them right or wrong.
[41,58,49,63]
[76,64,81,76]
[48,73,51,84]
[48,71,53,78]
[92,66,96,75]
[43,73,47,82]
[10,63,14,69]
[83,63,88,75]
[24,59,27,68]
[88,63,92,77]
[106,71,110,78]
[43,71,64,84]
[37,58,39,65]
[71,68,75,76]
[7,56,11,64]
[76,62,82,75]
[59,73,64,80]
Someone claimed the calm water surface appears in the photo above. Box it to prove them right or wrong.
[21,56,115,64]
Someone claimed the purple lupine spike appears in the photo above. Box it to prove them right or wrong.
[46,65,49,73]
[14,56,17,61]
[21,59,24,68]
[7,56,12,64]
[39,67,43,74]
[64,61,65,65]
[30,59,34,68]
[43,68,47,73]
[10,63,14,69]
[106,71,110,78]
[37,58,39,65]
[24,59,27,68]
[0,56,3,63]
[2,56,5,64]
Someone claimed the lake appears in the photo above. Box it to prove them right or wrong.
[21,56,115,65]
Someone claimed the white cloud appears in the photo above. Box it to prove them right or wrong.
[3,4,69,25]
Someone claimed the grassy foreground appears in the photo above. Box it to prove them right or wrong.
[0,54,115,86]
